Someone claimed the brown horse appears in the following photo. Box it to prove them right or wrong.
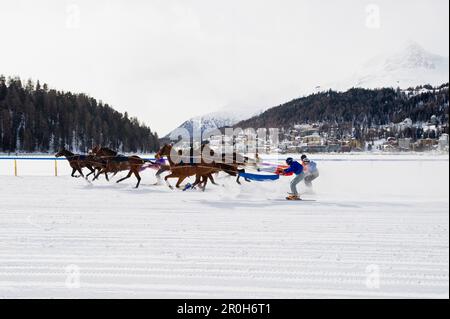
[91,145,117,158]
[82,145,112,180]
[155,144,218,190]
[92,146,151,188]
[186,144,251,185]
[55,147,95,178]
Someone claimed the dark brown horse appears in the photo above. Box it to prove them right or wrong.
[91,145,117,158]
[55,147,95,178]
[92,146,151,188]
[80,145,113,180]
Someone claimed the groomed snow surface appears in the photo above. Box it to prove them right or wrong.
[0,154,448,298]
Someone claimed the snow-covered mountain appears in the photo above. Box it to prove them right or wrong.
[333,41,449,90]
[167,41,448,138]
[166,104,266,139]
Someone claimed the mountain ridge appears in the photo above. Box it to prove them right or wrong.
[166,41,449,138]
[234,83,449,130]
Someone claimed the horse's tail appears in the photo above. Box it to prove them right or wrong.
[215,163,238,176]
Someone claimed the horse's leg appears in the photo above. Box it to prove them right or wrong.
[85,166,95,179]
[93,168,104,181]
[116,170,132,184]
[208,173,219,185]
[201,175,208,191]
[76,167,84,178]
[133,170,141,188]
[191,175,200,189]
[236,169,248,184]
[105,170,115,182]
[85,170,94,179]
[175,176,187,188]
[164,173,177,190]
[72,165,82,178]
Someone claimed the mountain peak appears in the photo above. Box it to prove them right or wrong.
[402,39,426,53]
[386,40,438,71]
[166,103,267,138]
[341,40,449,90]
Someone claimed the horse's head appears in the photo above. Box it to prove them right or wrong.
[55,147,66,158]
[90,145,99,154]
[95,146,117,157]
[155,144,172,159]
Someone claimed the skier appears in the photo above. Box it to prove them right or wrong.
[301,155,319,188]
[283,157,304,200]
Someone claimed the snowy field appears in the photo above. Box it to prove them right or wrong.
[0,154,448,298]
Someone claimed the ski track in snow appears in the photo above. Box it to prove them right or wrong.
[0,155,448,298]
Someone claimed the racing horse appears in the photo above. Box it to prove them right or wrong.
[55,147,95,178]
[155,144,219,190]
[155,144,250,190]
[91,146,152,188]
[178,143,253,186]
[83,145,114,180]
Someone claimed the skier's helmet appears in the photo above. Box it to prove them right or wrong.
[301,154,307,161]
[286,157,294,165]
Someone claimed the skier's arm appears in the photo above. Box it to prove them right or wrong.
[283,166,293,174]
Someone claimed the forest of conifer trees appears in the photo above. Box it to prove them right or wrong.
[235,84,449,141]
[0,76,159,153]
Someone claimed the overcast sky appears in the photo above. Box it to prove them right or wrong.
[1,0,448,135]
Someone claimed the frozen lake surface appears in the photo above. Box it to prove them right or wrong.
[0,154,448,298]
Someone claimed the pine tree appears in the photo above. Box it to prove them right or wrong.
[0,76,160,153]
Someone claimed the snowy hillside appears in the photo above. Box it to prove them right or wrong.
[334,41,449,91]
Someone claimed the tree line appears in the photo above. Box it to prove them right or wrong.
[235,84,449,142]
[0,76,159,153]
